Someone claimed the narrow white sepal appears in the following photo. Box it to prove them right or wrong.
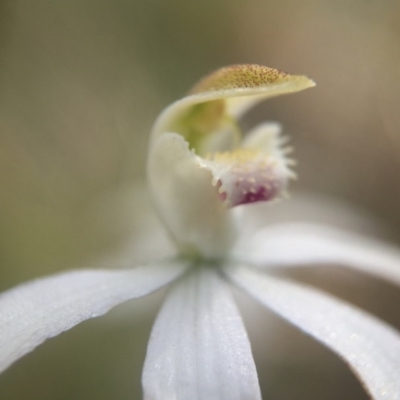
[0,261,187,373]
[233,223,400,286]
[142,266,261,400]
[228,265,400,400]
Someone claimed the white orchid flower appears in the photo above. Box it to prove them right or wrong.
[1,64,400,400]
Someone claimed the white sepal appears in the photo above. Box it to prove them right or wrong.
[233,222,400,286]
[143,266,261,400]
[0,261,186,373]
[228,265,400,400]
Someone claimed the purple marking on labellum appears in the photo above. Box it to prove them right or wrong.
[208,149,288,207]
[236,185,277,206]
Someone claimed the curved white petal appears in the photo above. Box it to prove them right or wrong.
[243,122,282,147]
[148,132,236,258]
[142,267,261,400]
[0,261,187,373]
[228,265,400,400]
[233,223,400,286]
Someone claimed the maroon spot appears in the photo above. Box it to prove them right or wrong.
[236,186,277,206]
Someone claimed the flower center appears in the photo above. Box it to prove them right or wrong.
[148,64,314,258]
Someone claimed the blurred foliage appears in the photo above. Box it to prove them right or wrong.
[1,0,400,399]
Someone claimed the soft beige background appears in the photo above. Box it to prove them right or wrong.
[1,1,400,399]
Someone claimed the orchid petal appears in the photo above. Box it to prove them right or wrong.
[0,261,187,373]
[242,122,282,149]
[228,265,400,400]
[233,223,400,286]
[242,123,294,169]
[148,132,236,258]
[241,122,296,181]
[142,267,261,400]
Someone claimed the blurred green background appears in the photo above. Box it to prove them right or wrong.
[1,1,400,399]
